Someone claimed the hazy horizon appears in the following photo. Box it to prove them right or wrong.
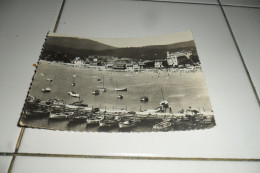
[48,30,194,48]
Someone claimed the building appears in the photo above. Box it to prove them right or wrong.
[166,50,192,67]
[138,62,145,69]
[72,57,85,67]
[155,60,164,68]
[113,61,126,70]
[105,63,114,69]
[166,52,178,67]
[126,63,134,70]
[133,64,140,71]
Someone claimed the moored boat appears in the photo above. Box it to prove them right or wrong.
[153,121,172,131]
[42,87,51,93]
[118,119,137,129]
[117,95,123,99]
[68,91,80,97]
[24,110,50,118]
[49,111,74,119]
[92,90,99,95]
[86,116,104,125]
[140,96,149,102]
[115,88,127,91]
[99,119,118,128]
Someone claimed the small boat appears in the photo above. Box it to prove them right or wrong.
[68,91,80,97]
[115,80,127,91]
[49,111,74,119]
[40,73,46,77]
[92,90,99,95]
[153,121,172,131]
[71,78,76,86]
[42,87,51,93]
[69,100,88,107]
[99,119,118,128]
[24,110,50,118]
[119,119,137,129]
[115,88,127,91]
[140,96,149,102]
[47,78,53,82]
[86,116,104,125]
[117,95,123,99]
[69,115,88,123]
[99,88,106,92]
[99,76,106,92]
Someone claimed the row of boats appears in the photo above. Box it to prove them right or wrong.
[24,95,215,131]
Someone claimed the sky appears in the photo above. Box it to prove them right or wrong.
[49,30,194,48]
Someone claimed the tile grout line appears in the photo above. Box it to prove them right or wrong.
[139,0,260,9]
[7,0,66,172]
[1,152,260,162]
[217,0,260,106]
[140,0,219,6]
[7,128,25,173]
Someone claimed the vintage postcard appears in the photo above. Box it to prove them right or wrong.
[19,31,216,132]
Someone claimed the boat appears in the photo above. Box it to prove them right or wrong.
[24,110,50,118]
[69,100,88,107]
[118,119,137,129]
[42,87,51,93]
[99,119,118,128]
[68,91,80,97]
[115,80,127,91]
[71,78,76,86]
[140,96,149,102]
[115,88,127,91]
[117,95,123,99]
[47,78,53,82]
[69,114,88,123]
[92,90,99,95]
[99,76,106,92]
[49,111,74,119]
[153,121,172,131]
[40,73,46,77]
[86,116,104,125]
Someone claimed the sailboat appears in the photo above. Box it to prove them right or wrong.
[99,75,106,92]
[68,91,80,98]
[159,88,169,112]
[71,78,76,86]
[114,80,127,91]
[42,87,51,93]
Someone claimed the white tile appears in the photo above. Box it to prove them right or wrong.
[223,7,260,103]
[220,0,260,7]
[0,0,62,152]
[0,156,12,173]
[12,156,260,173]
[19,0,260,159]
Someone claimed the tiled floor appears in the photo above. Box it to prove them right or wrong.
[0,0,260,172]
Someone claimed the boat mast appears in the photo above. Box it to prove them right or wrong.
[103,75,104,88]
[161,87,165,101]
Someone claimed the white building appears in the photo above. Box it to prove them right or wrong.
[166,50,192,67]
[73,57,85,67]
[155,61,163,68]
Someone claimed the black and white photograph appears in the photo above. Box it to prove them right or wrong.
[19,31,216,132]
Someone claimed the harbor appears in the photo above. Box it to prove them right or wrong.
[21,54,215,132]
[21,95,215,132]
[20,60,215,132]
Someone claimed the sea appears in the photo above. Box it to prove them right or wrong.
[22,60,214,132]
